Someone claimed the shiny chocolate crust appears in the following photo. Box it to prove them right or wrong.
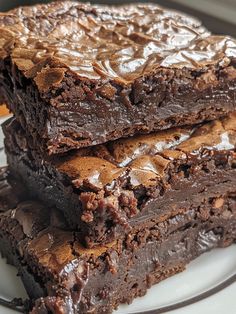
[1,1,236,153]
[0,170,236,314]
[4,114,236,248]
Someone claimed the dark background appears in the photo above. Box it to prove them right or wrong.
[0,0,236,37]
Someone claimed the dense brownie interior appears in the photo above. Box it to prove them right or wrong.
[0,167,236,314]
[1,1,236,153]
[0,2,236,312]
[4,113,236,247]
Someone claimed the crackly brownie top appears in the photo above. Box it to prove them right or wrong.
[0,193,120,309]
[57,113,236,190]
[6,113,236,192]
[0,186,117,276]
[0,1,236,85]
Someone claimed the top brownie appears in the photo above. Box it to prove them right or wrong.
[1,1,236,154]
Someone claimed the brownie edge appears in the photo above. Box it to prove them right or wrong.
[1,1,236,153]
[4,114,236,247]
[0,168,236,313]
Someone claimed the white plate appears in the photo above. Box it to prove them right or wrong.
[0,117,236,314]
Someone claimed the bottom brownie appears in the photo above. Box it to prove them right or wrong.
[0,168,236,314]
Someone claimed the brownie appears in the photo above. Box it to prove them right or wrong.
[0,167,26,211]
[1,2,236,154]
[0,169,236,314]
[4,113,236,247]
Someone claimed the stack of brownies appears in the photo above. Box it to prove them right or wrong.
[0,1,236,313]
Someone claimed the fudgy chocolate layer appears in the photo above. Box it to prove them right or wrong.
[0,167,236,314]
[4,114,236,247]
[1,1,236,153]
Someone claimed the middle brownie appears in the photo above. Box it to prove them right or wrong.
[3,114,236,248]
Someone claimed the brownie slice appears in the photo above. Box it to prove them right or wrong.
[4,113,236,247]
[0,168,236,314]
[1,2,236,154]
[0,167,26,211]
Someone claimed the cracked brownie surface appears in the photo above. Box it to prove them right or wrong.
[0,167,236,313]
[1,1,236,153]
[4,113,236,247]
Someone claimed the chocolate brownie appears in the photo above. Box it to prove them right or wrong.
[4,113,236,247]
[0,169,236,314]
[1,2,236,154]
[0,167,26,211]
